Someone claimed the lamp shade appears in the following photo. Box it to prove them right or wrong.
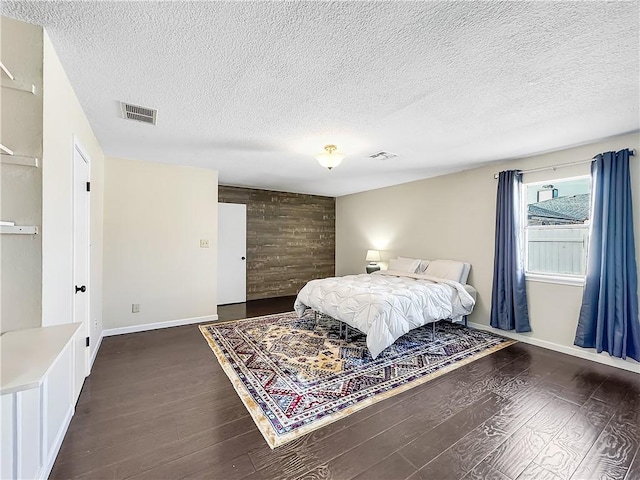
[365,249,381,262]
[315,144,345,170]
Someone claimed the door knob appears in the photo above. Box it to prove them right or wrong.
[75,285,87,294]
[241,256,246,260]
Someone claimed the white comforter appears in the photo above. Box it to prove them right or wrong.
[294,270,476,359]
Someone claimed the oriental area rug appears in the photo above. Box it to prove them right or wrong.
[199,311,515,448]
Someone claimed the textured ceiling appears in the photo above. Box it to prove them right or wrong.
[3,1,639,197]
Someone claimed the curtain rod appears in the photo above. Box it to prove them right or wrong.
[493,148,636,179]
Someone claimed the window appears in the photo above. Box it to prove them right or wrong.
[523,176,591,278]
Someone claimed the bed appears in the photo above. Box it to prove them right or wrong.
[294,258,476,359]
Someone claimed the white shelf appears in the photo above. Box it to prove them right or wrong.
[0,143,13,155]
[0,154,39,167]
[0,60,14,80]
[0,225,38,235]
[0,60,36,95]
[0,143,39,167]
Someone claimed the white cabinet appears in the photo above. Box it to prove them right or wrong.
[0,323,81,479]
[0,389,44,479]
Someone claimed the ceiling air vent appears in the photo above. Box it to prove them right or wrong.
[369,151,398,160]
[120,102,157,125]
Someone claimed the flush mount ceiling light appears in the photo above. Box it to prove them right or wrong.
[314,144,345,170]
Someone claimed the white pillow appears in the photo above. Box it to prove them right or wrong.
[424,259,468,283]
[399,256,430,274]
[419,259,431,274]
[388,257,421,273]
[459,263,471,284]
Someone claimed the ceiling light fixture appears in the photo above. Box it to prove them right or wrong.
[314,144,345,170]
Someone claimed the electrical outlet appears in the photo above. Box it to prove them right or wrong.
[200,239,210,248]
[132,303,140,313]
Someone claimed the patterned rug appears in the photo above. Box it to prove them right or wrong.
[199,311,515,448]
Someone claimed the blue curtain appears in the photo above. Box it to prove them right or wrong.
[490,170,531,332]
[574,149,639,361]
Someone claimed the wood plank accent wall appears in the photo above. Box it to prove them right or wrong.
[218,186,335,301]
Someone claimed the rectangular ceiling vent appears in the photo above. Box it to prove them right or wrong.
[369,151,398,160]
[120,102,157,125]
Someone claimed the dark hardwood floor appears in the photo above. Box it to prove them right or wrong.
[51,296,640,480]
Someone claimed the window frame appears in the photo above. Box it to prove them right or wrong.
[521,174,591,285]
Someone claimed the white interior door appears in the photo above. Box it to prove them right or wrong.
[72,143,90,398]
[218,203,247,305]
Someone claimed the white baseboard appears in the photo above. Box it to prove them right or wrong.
[89,332,103,371]
[102,314,219,337]
[468,321,639,373]
[41,405,74,480]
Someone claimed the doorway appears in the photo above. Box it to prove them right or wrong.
[217,203,247,305]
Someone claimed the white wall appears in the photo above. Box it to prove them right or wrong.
[103,157,218,330]
[336,132,640,370]
[0,17,43,333]
[42,31,105,358]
